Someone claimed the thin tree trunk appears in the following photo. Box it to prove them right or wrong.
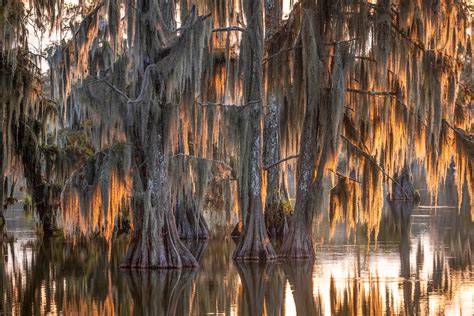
[233,0,276,261]
[0,104,4,228]
[263,0,288,239]
[278,22,320,257]
[264,96,287,238]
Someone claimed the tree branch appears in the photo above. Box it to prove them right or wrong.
[212,26,247,33]
[328,169,362,184]
[341,135,410,199]
[346,88,396,96]
[264,155,299,170]
[98,78,131,101]
[194,99,261,109]
[263,45,302,64]
[173,153,233,171]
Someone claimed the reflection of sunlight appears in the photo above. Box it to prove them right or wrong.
[284,281,296,315]
[283,0,298,19]
[281,227,473,315]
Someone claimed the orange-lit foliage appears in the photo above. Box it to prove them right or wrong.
[61,170,132,242]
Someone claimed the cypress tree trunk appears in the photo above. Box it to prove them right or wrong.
[175,189,210,240]
[263,97,288,238]
[263,0,288,238]
[121,109,198,269]
[278,22,320,257]
[174,135,210,240]
[0,104,4,228]
[15,119,60,235]
[233,0,276,261]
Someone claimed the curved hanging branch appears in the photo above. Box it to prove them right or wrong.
[341,135,410,199]
[328,169,362,184]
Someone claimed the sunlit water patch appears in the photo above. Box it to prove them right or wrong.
[1,202,473,315]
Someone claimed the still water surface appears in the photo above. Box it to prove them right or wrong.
[1,201,473,315]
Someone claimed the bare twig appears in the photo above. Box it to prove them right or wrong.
[264,154,299,170]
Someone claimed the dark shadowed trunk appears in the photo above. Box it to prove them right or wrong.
[175,193,210,240]
[14,119,61,235]
[0,104,4,228]
[390,165,419,201]
[233,0,276,261]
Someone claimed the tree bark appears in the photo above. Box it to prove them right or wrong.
[264,96,289,238]
[174,147,210,240]
[175,192,210,240]
[0,104,4,228]
[121,109,198,269]
[233,0,276,261]
[278,21,320,257]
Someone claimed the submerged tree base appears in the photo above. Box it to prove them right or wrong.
[278,217,314,259]
[233,208,277,261]
[120,197,198,269]
[176,207,210,240]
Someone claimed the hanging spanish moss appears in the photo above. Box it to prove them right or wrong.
[1,0,473,270]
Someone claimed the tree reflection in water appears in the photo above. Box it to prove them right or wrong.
[1,203,473,315]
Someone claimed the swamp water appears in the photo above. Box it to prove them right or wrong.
[1,199,473,315]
